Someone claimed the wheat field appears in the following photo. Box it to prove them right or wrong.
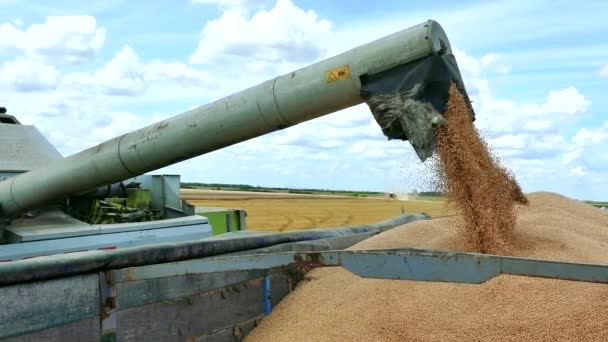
[183,190,449,231]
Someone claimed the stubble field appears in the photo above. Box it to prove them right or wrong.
[182,189,449,231]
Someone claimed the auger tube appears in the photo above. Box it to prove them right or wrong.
[0,20,466,217]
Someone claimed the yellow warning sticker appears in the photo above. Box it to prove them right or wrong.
[325,65,351,83]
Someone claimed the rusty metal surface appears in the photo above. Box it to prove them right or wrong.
[0,318,99,342]
[99,272,117,341]
[0,274,99,339]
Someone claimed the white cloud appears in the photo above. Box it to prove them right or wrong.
[0,16,105,64]
[64,46,211,96]
[309,152,333,160]
[0,58,58,92]
[479,53,510,74]
[572,125,608,146]
[562,149,581,164]
[600,65,608,77]
[490,134,527,149]
[491,134,567,160]
[94,46,147,96]
[144,61,210,85]
[6,87,163,155]
[452,48,509,96]
[271,109,382,152]
[346,139,406,160]
[189,0,331,67]
[474,86,589,137]
[542,87,590,115]
[569,166,587,177]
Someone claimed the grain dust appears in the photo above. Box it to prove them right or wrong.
[245,192,608,342]
[434,84,527,254]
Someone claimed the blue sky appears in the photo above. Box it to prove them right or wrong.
[0,0,606,200]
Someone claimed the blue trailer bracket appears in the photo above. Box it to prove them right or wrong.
[110,248,608,285]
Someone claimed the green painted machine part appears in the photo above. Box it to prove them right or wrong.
[195,207,247,235]
[67,189,157,225]
[126,188,152,209]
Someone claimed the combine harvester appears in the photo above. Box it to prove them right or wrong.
[0,20,606,341]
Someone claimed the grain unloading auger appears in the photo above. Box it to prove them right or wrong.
[0,20,606,342]
[0,20,468,220]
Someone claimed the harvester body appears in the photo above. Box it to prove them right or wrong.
[1,20,602,342]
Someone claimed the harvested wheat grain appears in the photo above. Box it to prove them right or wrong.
[245,192,608,342]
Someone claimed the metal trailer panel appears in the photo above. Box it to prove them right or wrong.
[5,214,209,242]
[1,235,607,340]
[0,222,212,261]
[113,273,294,342]
[223,231,377,256]
[113,231,376,310]
[1,318,100,342]
[0,274,99,340]
[116,269,269,310]
[0,213,426,285]
[110,248,608,285]
[0,218,413,340]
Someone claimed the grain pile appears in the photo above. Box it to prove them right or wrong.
[434,84,528,254]
[245,192,608,342]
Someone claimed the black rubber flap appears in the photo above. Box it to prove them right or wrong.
[361,53,475,142]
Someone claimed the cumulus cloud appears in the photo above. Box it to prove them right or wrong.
[272,111,382,150]
[94,46,147,96]
[346,139,405,160]
[308,152,334,160]
[562,149,581,164]
[0,16,105,64]
[65,46,211,96]
[600,65,608,77]
[189,0,331,69]
[451,48,507,96]
[473,86,589,137]
[0,58,58,92]
[542,87,590,115]
[572,125,608,146]
[559,122,608,181]
[8,87,165,155]
[145,61,210,84]
[569,166,587,177]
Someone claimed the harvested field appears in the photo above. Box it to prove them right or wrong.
[180,189,361,200]
[245,192,608,342]
[184,196,448,231]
